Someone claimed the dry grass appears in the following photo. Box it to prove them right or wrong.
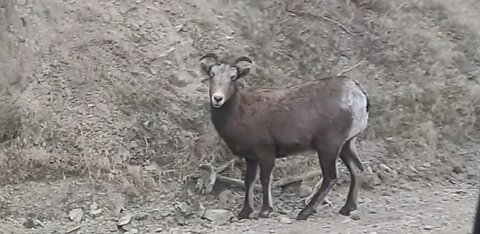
[0,0,479,191]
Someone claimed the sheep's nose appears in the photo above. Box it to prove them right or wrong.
[213,95,223,103]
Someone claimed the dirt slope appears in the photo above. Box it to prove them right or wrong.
[0,0,479,233]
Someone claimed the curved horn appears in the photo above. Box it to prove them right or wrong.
[234,56,253,65]
[200,53,219,62]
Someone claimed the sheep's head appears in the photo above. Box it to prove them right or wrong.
[199,53,252,108]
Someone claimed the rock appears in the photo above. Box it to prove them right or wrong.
[66,226,82,234]
[121,223,135,232]
[90,209,103,217]
[366,165,374,174]
[154,227,163,232]
[279,216,292,224]
[202,209,234,225]
[118,214,133,226]
[125,229,139,234]
[367,209,377,214]
[379,164,392,172]
[422,162,431,168]
[69,208,84,223]
[298,184,313,198]
[135,212,148,221]
[372,175,382,186]
[424,225,433,230]
[452,166,463,174]
[218,190,235,204]
[89,202,98,211]
[351,214,361,220]
[176,202,190,214]
[174,215,186,226]
[23,218,42,229]
[399,184,413,191]
[390,169,399,179]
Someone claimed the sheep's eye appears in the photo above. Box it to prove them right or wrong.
[209,72,215,78]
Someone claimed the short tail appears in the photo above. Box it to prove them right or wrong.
[352,79,370,112]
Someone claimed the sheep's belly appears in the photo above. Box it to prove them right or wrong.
[275,143,312,158]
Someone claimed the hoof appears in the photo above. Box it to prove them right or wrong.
[258,207,273,218]
[339,204,357,216]
[238,208,253,220]
[296,208,314,220]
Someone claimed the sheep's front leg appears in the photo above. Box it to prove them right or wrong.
[258,157,275,218]
[238,159,258,219]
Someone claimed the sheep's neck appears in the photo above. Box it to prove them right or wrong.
[210,90,243,138]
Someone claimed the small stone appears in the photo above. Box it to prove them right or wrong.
[90,209,103,217]
[66,226,82,233]
[399,184,413,191]
[121,223,135,231]
[176,202,190,214]
[203,209,234,225]
[125,229,139,234]
[390,170,399,179]
[175,24,185,32]
[379,164,392,172]
[298,185,313,198]
[424,225,433,230]
[423,162,431,168]
[23,218,38,229]
[174,215,186,225]
[219,190,235,204]
[154,227,163,232]
[351,214,360,220]
[69,208,84,223]
[279,216,292,224]
[452,166,463,174]
[135,212,148,221]
[118,214,133,226]
[366,166,374,174]
[89,202,98,211]
[372,176,382,186]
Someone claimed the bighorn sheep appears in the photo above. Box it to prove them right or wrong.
[199,52,369,220]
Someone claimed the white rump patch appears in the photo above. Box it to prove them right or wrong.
[340,81,369,139]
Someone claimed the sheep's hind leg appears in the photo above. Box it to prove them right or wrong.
[297,142,340,220]
[238,159,258,219]
[339,137,360,216]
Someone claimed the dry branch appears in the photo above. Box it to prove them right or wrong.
[216,159,239,174]
[276,169,323,187]
[337,59,365,76]
[286,9,355,36]
[198,163,323,192]
[199,163,217,193]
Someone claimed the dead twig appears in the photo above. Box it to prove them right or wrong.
[216,174,263,192]
[199,163,217,193]
[216,159,239,174]
[199,164,323,192]
[287,9,355,36]
[276,169,323,187]
[337,59,365,76]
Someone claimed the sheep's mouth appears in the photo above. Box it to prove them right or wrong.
[211,103,223,108]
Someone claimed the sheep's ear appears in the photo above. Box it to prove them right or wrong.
[200,63,211,75]
[237,68,250,79]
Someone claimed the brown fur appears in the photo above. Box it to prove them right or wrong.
[211,77,355,159]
